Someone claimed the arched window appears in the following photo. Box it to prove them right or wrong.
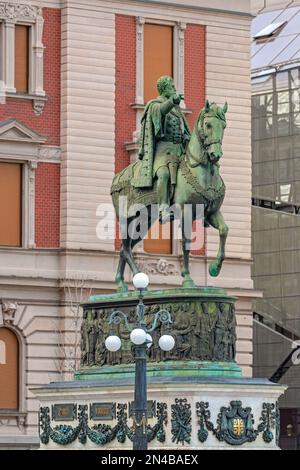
[0,328,19,409]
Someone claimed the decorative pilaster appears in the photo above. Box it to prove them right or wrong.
[31,10,45,97]
[4,20,16,93]
[136,16,145,106]
[133,16,145,144]
[25,160,37,248]
[174,22,186,108]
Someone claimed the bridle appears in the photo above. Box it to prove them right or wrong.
[185,113,223,168]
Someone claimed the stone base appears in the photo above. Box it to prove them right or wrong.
[34,376,286,450]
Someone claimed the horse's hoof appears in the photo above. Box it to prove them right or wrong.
[117,282,128,293]
[209,263,220,277]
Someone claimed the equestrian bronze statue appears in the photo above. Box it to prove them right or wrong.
[111,76,228,292]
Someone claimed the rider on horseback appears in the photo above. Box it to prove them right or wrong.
[132,76,191,224]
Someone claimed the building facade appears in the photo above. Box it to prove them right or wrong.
[0,0,254,449]
[251,0,300,450]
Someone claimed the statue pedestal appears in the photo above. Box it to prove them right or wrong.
[35,376,285,449]
[33,288,287,449]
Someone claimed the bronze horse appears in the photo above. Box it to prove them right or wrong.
[111,100,228,292]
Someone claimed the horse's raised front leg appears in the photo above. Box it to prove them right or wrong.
[181,214,196,288]
[207,210,228,277]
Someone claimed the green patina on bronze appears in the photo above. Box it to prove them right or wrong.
[39,402,167,446]
[196,401,277,445]
[111,76,229,291]
[75,80,237,384]
[77,288,241,380]
[171,398,192,445]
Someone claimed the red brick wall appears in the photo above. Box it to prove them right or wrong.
[115,15,136,174]
[35,163,60,248]
[185,24,206,255]
[0,8,61,145]
[115,15,136,249]
[185,24,206,129]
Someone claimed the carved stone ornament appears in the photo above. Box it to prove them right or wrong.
[33,98,46,116]
[0,412,27,432]
[1,300,18,324]
[38,146,61,163]
[17,414,27,432]
[0,3,41,21]
[140,258,179,276]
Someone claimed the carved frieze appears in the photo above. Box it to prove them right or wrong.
[80,300,237,367]
[0,3,41,21]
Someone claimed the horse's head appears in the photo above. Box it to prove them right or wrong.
[197,100,228,164]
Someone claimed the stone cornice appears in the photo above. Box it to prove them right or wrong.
[90,0,252,16]
[129,0,252,16]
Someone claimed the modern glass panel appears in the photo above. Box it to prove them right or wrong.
[277,8,300,35]
[252,36,295,69]
[276,71,289,91]
[275,6,300,26]
[274,34,300,63]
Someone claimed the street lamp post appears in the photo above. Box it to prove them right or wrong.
[105,273,175,450]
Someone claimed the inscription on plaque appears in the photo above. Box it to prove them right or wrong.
[90,402,116,420]
[129,400,156,419]
[52,404,77,421]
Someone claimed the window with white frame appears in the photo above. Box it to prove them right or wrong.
[0,3,46,113]
[0,119,47,249]
[135,18,186,107]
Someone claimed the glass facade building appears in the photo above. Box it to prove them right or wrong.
[252,68,300,336]
[252,4,300,449]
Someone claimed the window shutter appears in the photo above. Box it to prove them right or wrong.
[0,328,19,410]
[144,221,172,255]
[143,24,173,254]
[144,24,173,102]
[0,162,22,246]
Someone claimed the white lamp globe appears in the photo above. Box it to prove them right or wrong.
[105,335,121,352]
[145,333,153,348]
[133,272,149,290]
[130,328,147,345]
[159,335,175,352]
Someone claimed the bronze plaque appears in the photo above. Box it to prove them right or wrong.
[90,402,116,420]
[52,404,77,421]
